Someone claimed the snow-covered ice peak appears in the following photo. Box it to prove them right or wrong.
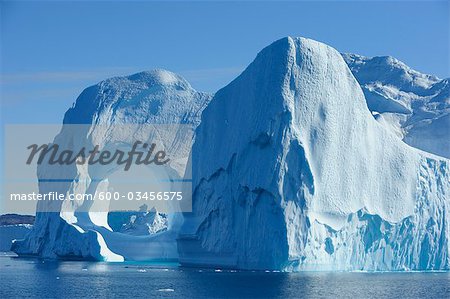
[126,69,192,89]
[63,69,211,126]
[343,53,449,158]
[178,36,449,271]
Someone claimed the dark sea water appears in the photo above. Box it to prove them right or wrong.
[0,255,449,299]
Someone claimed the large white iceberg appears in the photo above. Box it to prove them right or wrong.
[177,37,449,271]
[12,37,449,271]
[12,70,211,261]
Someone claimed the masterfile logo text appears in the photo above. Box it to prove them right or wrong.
[3,124,194,214]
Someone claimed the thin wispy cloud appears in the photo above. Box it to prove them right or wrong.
[1,66,244,89]
[0,66,244,119]
[0,67,137,85]
[179,66,244,82]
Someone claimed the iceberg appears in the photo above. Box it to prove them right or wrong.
[0,224,32,252]
[0,214,34,252]
[12,37,449,271]
[12,70,212,261]
[343,53,449,159]
[177,37,449,271]
[108,206,168,236]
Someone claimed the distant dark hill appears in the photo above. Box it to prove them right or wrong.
[0,214,35,226]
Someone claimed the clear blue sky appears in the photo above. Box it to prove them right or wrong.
[1,0,449,125]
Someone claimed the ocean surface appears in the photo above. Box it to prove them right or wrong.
[0,254,449,298]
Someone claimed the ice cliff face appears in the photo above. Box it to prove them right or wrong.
[178,37,449,270]
[12,70,211,261]
[343,53,449,159]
